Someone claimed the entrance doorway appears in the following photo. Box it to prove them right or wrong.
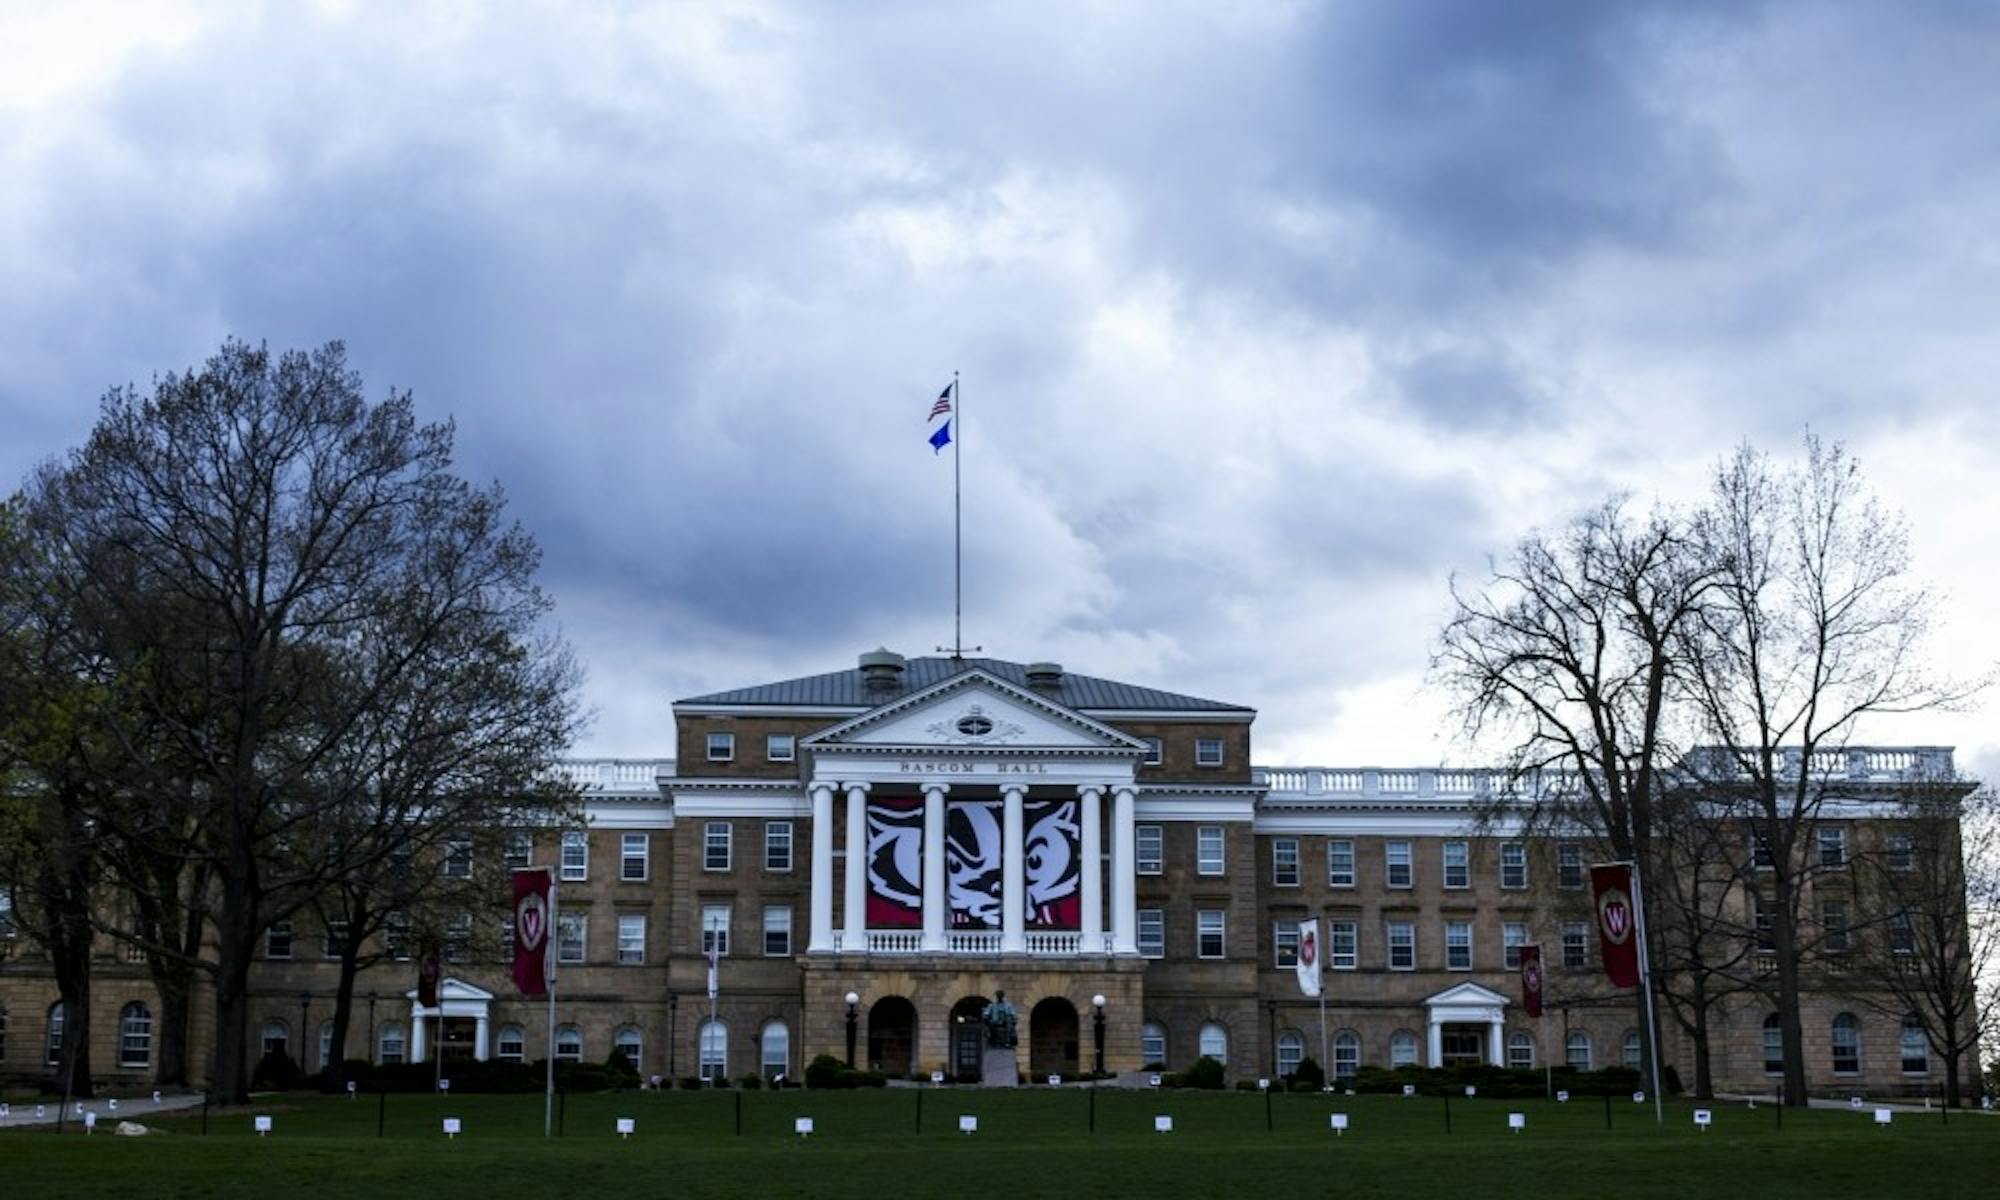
[438,1017,478,1062]
[1440,1025,1484,1066]
[949,996,989,1082]
[1029,997,1079,1079]
[867,996,916,1077]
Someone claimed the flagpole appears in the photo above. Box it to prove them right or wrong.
[1318,991,1328,1082]
[952,370,962,659]
[544,870,557,1139]
[1629,860,1664,1126]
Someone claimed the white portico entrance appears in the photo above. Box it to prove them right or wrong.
[1423,981,1510,1068]
[407,978,496,1062]
[798,669,1146,958]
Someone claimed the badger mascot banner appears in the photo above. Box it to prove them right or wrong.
[870,795,1081,930]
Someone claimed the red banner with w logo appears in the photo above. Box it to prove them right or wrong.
[512,868,553,997]
[1590,863,1641,989]
[1519,944,1544,1018]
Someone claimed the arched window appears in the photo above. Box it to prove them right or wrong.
[1622,1029,1641,1070]
[120,1002,153,1069]
[1140,1022,1168,1069]
[761,1020,790,1080]
[378,1022,407,1065]
[1900,1016,1928,1074]
[1831,1013,1860,1074]
[1389,1029,1419,1068]
[45,1000,65,1068]
[496,1025,526,1061]
[1198,1022,1228,1063]
[1275,1029,1305,1078]
[318,1021,335,1071]
[261,1019,289,1057]
[1507,1031,1534,1069]
[614,1027,643,1073]
[1762,1013,1783,1074]
[1332,1030,1361,1081]
[1565,1031,1592,1070]
[699,1019,727,1080]
[556,1024,583,1063]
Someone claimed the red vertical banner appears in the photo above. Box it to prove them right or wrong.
[1590,863,1641,989]
[512,868,553,997]
[1519,944,1544,1019]
[417,940,441,1007]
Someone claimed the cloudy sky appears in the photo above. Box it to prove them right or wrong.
[4,0,1997,778]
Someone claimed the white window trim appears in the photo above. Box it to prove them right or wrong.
[1442,841,1470,890]
[1328,840,1356,888]
[1136,825,1164,875]
[1195,738,1225,768]
[707,732,735,762]
[561,831,589,882]
[1196,909,1226,959]
[616,913,646,965]
[765,821,794,872]
[621,833,650,882]
[704,821,733,872]
[1272,838,1300,886]
[1137,908,1166,958]
[766,733,795,763]
[1196,826,1225,876]
[1387,921,1416,971]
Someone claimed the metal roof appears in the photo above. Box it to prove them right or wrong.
[677,656,1253,714]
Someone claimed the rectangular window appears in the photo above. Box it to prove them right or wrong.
[702,904,731,956]
[1195,738,1224,767]
[1329,920,1358,969]
[1889,909,1916,955]
[266,921,292,960]
[560,830,588,881]
[1385,841,1413,889]
[1141,737,1164,766]
[385,912,410,960]
[1503,922,1528,969]
[1821,900,1849,954]
[1443,841,1470,889]
[766,733,795,762]
[765,821,793,872]
[1274,920,1300,967]
[323,920,348,960]
[1561,921,1588,969]
[1387,920,1416,970]
[621,833,649,882]
[1500,842,1528,889]
[1197,826,1225,876]
[445,913,472,962]
[707,732,735,762]
[763,906,792,957]
[1885,832,1913,871]
[1817,826,1847,869]
[704,822,732,871]
[558,913,586,963]
[1136,825,1164,874]
[1445,921,1472,970]
[1197,909,1226,958]
[504,831,533,869]
[1327,840,1355,888]
[1137,909,1166,958]
[617,914,646,964]
[1558,842,1584,889]
[1754,895,1775,952]
[443,833,473,879]
[1748,825,1774,870]
[1272,838,1300,887]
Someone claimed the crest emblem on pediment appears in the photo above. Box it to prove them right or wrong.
[926,703,1025,745]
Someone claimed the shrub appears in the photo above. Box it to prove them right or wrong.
[679,1076,704,1091]
[1180,1056,1225,1090]
[738,1073,764,1090]
[252,1048,302,1091]
[805,1054,846,1089]
[1289,1055,1326,1090]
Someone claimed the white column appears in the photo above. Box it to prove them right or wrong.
[808,782,835,952]
[1489,1016,1505,1067]
[1001,783,1027,953]
[842,781,871,950]
[1427,1018,1443,1068]
[474,1013,490,1062]
[1077,785,1103,949]
[1110,785,1137,954]
[411,1007,428,1063]
[922,782,950,952]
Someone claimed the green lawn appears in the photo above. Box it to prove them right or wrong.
[5,1088,1994,1199]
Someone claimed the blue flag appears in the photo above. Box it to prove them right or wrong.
[929,419,952,454]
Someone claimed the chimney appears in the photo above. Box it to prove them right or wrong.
[859,648,907,692]
[1025,661,1064,691]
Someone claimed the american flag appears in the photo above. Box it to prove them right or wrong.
[928,383,953,420]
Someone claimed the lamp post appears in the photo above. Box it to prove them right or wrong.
[1091,994,1106,1077]
[366,991,377,1064]
[845,992,860,1069]
[1265,998,1277,1077]
[668,992,678,1076]
[299,991,311,1073]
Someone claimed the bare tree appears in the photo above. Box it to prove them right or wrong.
[1680,435,1979,1104]
[1437,497,1716,1095]
[14,339,580,1102]
[1848,782,1995,1107]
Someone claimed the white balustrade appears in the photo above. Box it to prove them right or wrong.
[1024,931,1081,956]
[866,930,922,954]
[947,930,1004,954]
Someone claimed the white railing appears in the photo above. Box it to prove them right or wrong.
[555,758,675,788]
[1024,931,1081,956]
[866,930,922,954]
[947,930,1004,954]
[1378,770,1421,794]
[1436,772,1483,795]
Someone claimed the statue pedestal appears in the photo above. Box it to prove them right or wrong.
[981,1047,1018,1087]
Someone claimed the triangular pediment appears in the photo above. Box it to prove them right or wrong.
[802,669,1146,752]
[1423,982,1510,1008]
[405,977,495,1003]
